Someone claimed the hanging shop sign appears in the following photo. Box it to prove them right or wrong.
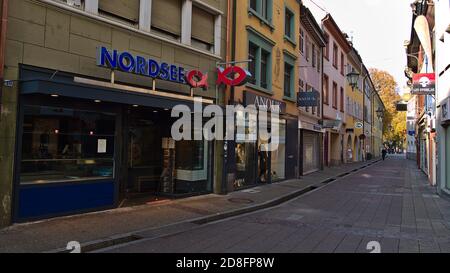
[217,66,252,87]
[321,119,342,129]
[244,91,286,114]
[412,73,435,95]
[97,47,252,90]
[297,90,320,107]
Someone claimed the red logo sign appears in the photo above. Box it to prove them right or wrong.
[186,66,252,90]
[185,70,209,90]
[412,73,435,95]
[217,66,252,87]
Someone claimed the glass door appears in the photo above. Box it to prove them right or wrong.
[127,117,163,195]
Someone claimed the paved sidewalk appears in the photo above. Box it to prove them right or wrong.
[0,160,378,253]
[99,156,450,253]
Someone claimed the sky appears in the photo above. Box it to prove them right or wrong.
[303,0,413,94]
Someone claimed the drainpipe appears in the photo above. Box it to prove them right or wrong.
[220,0,234,195]
[0,0,9,121]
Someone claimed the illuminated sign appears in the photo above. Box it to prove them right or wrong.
[185,70,209,90]
[97,47,252,90]
[217,66,252,87]
[97,47,189,85]
[412,73,435,95]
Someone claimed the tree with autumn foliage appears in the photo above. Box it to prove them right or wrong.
[369,68,407,150]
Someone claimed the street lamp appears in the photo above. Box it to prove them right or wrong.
[346,71,360,90]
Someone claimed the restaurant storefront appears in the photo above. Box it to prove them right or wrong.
[13,61,216,222]
[0,0,230,227]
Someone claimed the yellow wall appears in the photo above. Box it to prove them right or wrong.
[233,0,300,116]
[345,78,364,161]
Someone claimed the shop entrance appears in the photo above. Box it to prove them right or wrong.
[121,106,213,205]
[123,108,170,204]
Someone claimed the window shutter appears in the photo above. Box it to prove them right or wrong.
[98,0,140,23]
[191,6,215,44]
[151,0,182,35]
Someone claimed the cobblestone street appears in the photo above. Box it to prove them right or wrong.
[101,156,450,253]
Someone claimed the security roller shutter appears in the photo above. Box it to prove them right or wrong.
[151,0,182,36]
[191,6,215,44]
[303,131,320,174]
[98,0,140,23]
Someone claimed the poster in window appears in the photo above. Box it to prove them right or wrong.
[98,139,107,153]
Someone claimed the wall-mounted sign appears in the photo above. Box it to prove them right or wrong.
[97,47,252,90]
[97,46,188,85]
[355,122,363,129]
[412,73,435,95]
[185,70,209,90]
[297,90,320,107]
[244,91,286,114]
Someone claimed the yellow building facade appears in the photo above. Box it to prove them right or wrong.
[345,48,364,162]
[225,0,301,190]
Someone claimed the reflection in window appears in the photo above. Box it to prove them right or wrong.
[20,105,116,184]
[175,140,205,171]
[271,120,286,182]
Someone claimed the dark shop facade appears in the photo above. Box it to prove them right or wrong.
[0,0,227,225]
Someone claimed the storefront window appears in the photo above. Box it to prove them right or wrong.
[175,140,205,171]
[270,119,286,182]
[20,105,116,184]
[235,111,257,189]
[173,140,210,194]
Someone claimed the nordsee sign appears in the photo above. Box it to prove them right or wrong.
[96,46,252,90]
[97,46,188,85]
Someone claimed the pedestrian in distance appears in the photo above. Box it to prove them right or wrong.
[382,148,387,161]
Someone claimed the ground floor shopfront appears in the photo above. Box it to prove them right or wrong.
[228,91,299,191]
[298,123,323,175]
[12,66,217,222]
[324,130,344,167]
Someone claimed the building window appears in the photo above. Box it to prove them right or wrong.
[247,31,273,90]
[249,0,273,23]
[305,36,310,61]
[20,105,116,185]
[191,5,215,52]
[312,44,316,68]
[261,50,270,89]
[323,74,329,105]
[57,0,83,9]
[98,0,139,23]
[340,52,345,75]
[332,82,338,109]
[250,0,257,10]
[271,119,286,182]
[324,32,329,60]
[317,49,321,73]
[305,84,310,112]
[340,87,344,112]
[284,62,294,98]
[284,7,295,43]
[333,43,338,68]
[151,0,182,39]
[248,43,258,85]
[300,28,304,54]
